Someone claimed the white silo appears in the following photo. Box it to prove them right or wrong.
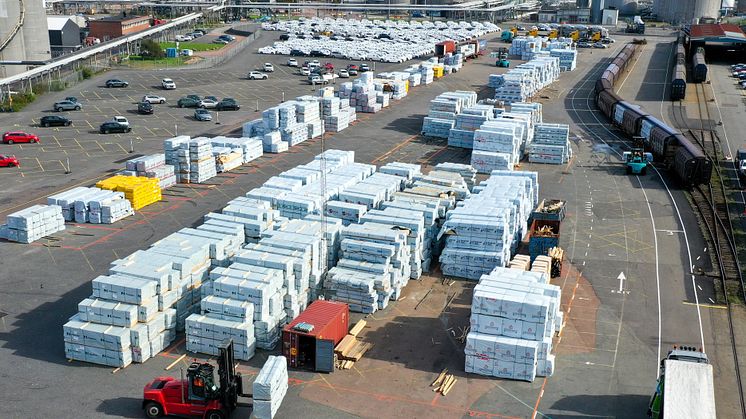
[0,0,51,78]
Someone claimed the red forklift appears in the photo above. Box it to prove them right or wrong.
[142,340,250,419]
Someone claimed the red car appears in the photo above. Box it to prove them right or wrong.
[0,155,20,167]
[3,131,40,144]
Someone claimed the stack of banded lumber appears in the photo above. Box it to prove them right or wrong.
[531,255,552,276]
[548,247,564,278]
[431,369,457,396]
[96,176,162,210]
[508,254,531,271]
[334,320,371,370]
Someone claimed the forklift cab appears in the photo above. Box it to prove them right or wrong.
[188,362,219,402]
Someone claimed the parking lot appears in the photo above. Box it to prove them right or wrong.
[0,27,405,204]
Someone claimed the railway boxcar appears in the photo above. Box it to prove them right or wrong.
[641,117,679,161]
[597,90,620,117]
[612,101,649,136]
[692,47,707,83]
[673,134,712,185]
[671,63,686,100]
[595,78,612,96]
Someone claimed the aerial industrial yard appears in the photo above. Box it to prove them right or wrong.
[1,11,744,419]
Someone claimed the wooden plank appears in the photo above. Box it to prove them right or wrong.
[442,378,458,396]
[431,369,448,387]
[348,342,372,361]
[348,319,367,337]
[334,334,357,356]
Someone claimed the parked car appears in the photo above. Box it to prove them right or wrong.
[601,38,616,44]
[593,42,608,49]
[99,121,131,134]
[187,32,202,38]
[300,67,311,76]
[199,98,218,109]
[142,94,166,104]
[193,28,208,35]
[186,94,201,101]
[137,102,154,115]
[216,98,240,111]
[248,71,268,80]
[105,79,128,88]
[347,64,359,75]
[63,96,79,103]
[53,100,82,111]
[40,115,72,127]
[3,131,39,144]
[576,42,592,48]
[213,38,230,45]
[263,63,275,72]
[194,108,213,121]
[0,154,20,167]
[338,69,350,78]
[175,34,193,42]
[109,116,130,127]
[177,97,201,108]
[287,58,299,67]
[161,78,176,90]
[359,63,371,72]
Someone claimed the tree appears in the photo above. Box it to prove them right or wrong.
[140,39,165,59]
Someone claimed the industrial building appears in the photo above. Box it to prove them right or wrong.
[537,7,592,23]
[47,16,82,57]
[88,15,151,41]
[0,0,51,78]
[654,0,720,24]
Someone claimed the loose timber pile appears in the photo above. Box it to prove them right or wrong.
[465,266,563,381]
[334,319,370,370]
[0,204,65,243]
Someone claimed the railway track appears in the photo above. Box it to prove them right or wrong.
[675,80,746,416]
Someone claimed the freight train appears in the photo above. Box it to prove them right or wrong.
[671,36,686,100]
[594,44,712,186]
[692,47,708,83]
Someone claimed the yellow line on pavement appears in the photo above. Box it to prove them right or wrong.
[682,301,727,309]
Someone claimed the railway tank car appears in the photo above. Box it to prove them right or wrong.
[595,43,711,186]
[692,47,708,83]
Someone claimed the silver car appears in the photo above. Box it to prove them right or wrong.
[194,108,212,121]
[54,100,82,111]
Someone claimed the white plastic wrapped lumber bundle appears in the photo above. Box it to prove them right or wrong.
[188,138,217,183]
[163,135,191,183]
[185,313,256,360]
[550,48,577,71]
[0,204,65,243]
[433,162,477,190]
[378,162,422,183]
[63,315,133,367]
[361,207,425,280]
[510,102,543,125]
[210,136,264,163]
[529,123,571,164]
[439,171,538,279]
[253,355,289,419]
[325,200,367,225]
[471,150,515,173]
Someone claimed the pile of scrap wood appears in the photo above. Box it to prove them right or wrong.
[431,369,457,396]
[335,319,371,370]
[548,246,564,277]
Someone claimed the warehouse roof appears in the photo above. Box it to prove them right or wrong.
[47,16,78,31]
[689,24,746,43]
[93,14,150,23]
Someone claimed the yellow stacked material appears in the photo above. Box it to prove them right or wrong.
[96,175,162,210]
[405,80,410,93]
[432,66,444,78]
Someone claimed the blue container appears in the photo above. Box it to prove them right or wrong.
[529,236,558,262]
[165,48,178,58]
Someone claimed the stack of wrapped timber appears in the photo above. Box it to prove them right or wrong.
[96,176,161,210]
[432,163,477,191]
[253,355,289,419]
[47,187,133,224]
[123,154,177,189]
[528,123,572,164]
[163,135,192,183]
[328,223,410,312]
[439,171,538,280]
[448,104,495,149]
[465,266,563,381]
[188,138,217,183]
[210,136,264,164]
[0,204,65,243]
[206,197,278,243]
[421,91,478,139]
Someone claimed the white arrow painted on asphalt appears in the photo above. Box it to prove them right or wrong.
[617,272,626,292]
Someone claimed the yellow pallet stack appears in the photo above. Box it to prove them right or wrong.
[96,176,162,210]
[432,66,444,78]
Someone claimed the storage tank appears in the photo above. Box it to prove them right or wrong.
[0,0,51,78]
[606,0,639,14]
[577,0,592,8]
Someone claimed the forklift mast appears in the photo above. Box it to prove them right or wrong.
[217,339,243,412]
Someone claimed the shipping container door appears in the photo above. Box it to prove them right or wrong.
[315,339,334,373]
